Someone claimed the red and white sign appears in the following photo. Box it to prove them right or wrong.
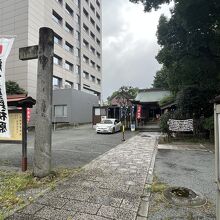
[136,104,142,119]
[0,45,3,55]
[0,37,15,137]
[27,108,31,123]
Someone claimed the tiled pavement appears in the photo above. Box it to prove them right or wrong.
[7,133,158,220]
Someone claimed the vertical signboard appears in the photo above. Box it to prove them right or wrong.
[0,110,22,142]
[218,114,220,186]
[214,102,220,220]
[136,104,142,119]
[0,37,15,137]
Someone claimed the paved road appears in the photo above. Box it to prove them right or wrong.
[148,148,216,219]
[0,125,137,169]
[7,133,157,220]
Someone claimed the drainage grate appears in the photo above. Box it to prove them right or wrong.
[163,187,207,207]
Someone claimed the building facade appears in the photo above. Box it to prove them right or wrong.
[0,0,102,99]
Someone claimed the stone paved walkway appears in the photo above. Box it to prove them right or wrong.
[7,134,157,220]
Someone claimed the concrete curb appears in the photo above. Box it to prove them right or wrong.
[137,139,158,219]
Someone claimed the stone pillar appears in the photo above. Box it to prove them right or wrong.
[217,189,220,220]
[33,27,54,177]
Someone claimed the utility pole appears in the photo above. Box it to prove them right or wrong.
[19,27,54,177]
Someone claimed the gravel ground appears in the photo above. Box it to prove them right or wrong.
[148,148,216,220]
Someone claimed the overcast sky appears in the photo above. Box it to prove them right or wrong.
[102,0,172,100]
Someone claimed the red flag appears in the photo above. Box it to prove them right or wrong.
[0,45,3,54]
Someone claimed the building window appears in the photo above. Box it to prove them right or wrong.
[53,54,62,66]
[83,8,89,18]
[55,0,63,6]
[65,3,74,17]
[97,78,101,85]
[90,46,95,54]
[83,55,89,64]
[90,60,95,68]
[90,17,95,26]
[52,10,63,26]
[83,71,89,79]
[54,105,67,117]
[83,23,89,33]
[53,76,62,88]
[90,75,95,82]
[54,33,62,45]
[65,80,73,88]
[64,41,73,53]
[96,38,101,46]
[96,0,100,8]
[76,31,80,41]
[96,51,101,59]
[90,3,95,13]
[96,65,101,71]
[83,39,89,48]
[96,12,100,21]
[65,22,73,34]
[76,65,80,74]
[96,25,100,33]
[64,61,74,72]
[76,48,80,57]
[90,31,95,40]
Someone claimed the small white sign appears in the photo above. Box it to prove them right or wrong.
[168,119,193,132]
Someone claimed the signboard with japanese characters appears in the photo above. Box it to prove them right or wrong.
[0,37,15,137]
[0,110,22,142]
[168,119,194,132]
[136,104,142,119]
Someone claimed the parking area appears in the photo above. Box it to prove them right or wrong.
[0,124,137,170]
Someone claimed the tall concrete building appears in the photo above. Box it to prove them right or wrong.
[0,0,102,99]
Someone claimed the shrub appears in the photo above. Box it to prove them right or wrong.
[160,112,172,134]
[6,80,26,95]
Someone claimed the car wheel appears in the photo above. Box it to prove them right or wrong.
[112,128,115,133]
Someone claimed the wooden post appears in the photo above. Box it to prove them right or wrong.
[21,107,27,171]
[33,27,54,178]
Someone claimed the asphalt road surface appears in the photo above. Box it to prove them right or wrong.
[148,147,216,219]
[0,124,137,170]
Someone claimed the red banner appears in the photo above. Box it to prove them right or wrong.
[136,105,142,119]
[0,45,3,54]
[27,108,31,123]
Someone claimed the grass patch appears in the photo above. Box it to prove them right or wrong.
[0,168,80,217]
[151,176,167,193]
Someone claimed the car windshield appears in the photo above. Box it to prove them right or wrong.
[101,120,113,124]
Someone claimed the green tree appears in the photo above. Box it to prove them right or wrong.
[152,66,169,89]
[6,80,26,95]
[176,86,213,119]
[107,86,138,103]
[131,0,220,118]
[130,0,172,12]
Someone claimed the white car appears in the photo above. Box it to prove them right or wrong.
[96,118,122,134]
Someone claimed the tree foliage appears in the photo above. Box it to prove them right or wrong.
[152,66,169,89]
[6,81,26,95]
[130,0,172,12]
[107,86,138,103]
[176,86,213,119]
[132,0,220,118]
